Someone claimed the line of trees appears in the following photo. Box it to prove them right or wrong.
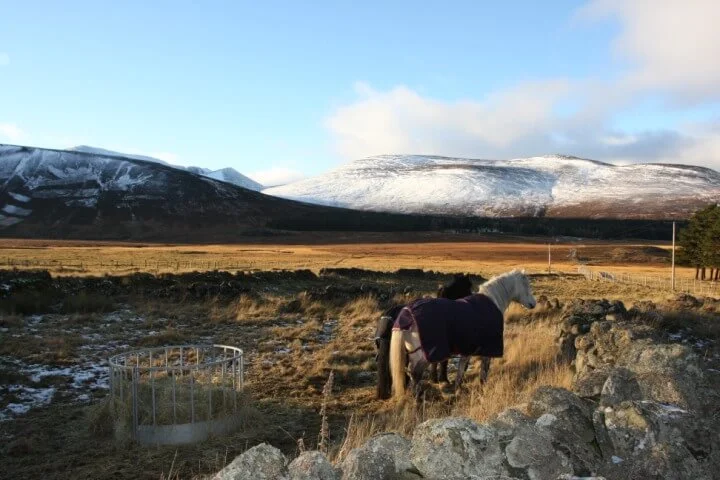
[679,204,720,281]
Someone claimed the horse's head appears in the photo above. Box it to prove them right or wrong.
[440,273,473,299]
[454,273,472,292]
[513,269,536,309]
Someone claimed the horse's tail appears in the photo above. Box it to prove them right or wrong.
[389,329,406,398]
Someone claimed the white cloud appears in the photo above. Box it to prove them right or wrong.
[578,0,720,101]
[646,123,720,171]
[326,80,572,160]
[249,167,305,187]
[324,80,720,171]
[0,123,25,142]
[0,53,9,67]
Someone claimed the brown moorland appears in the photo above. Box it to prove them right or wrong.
[0,234,714,480]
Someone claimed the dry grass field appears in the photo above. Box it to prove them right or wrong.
[0,234,712,479]
[0,232,690,279]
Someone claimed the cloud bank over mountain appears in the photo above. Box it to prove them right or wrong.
[325,0,720,171]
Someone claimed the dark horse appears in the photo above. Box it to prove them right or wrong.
[374,274,472,399]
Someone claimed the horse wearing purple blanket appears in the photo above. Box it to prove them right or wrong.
[375,274,472,399]
[390,269,536,400]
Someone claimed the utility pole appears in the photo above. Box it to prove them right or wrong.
[672,221,676,291]
[548,243,551,274]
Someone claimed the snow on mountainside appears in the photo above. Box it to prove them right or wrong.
[264,154,720,219]
[0,143,366,239]
[68,146,263,191]
[0,144,274,232]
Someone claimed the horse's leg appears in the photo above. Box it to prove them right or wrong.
[405,326,428,400]
[480,357,491,384]
[454,356,470,391]
[408,351,428,400]
[429,362,439,383]
[437,359,450,384]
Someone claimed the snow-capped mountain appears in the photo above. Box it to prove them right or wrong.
[264,155,720,219]
[0,144,354,239]
[68,145,263,191]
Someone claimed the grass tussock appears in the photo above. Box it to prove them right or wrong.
[136,328,189,347]
[60,292,116,314]
[86,398,114,437]
[278,293,327,318]
[0,290,55,315]
[231,294,281,321]
[341,295,380,326]
[0,334,81,363]
[0,313,24,328]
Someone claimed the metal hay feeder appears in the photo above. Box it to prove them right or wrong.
[108,344,245,445]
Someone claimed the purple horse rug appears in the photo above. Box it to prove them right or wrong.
[394,294,503,363]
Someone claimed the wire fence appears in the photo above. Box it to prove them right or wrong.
[577,266,720,298]
[1,257,253,272]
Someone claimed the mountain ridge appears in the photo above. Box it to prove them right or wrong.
[264,154,720,219]
[68,145,263,191]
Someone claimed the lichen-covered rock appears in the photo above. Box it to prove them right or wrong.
[213,443,288,480]
[340,446,395,480]
[287,451,338,480]
[528,388,595,443]
[489,407,533,442]
[599,401,713,479]
[361,432,413,474]
[505,425,573,480]
[600,368,642,407]
[527,387,601,474]
[410,417,505,479]
[623,343,703,409]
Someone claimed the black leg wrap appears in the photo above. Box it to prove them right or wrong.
[429,363,438,383]
[438,360,449,384]
[410,362,426,400]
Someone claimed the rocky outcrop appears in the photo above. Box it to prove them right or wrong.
[212,443,288,480]
[288,451,339,480]
[213,295,720,480]
[410,417,505,479]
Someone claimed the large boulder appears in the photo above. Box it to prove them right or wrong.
[623,343,703,409]
[505,425,573,480]
[361,433,414,474]
[213,443,288,480]
[489,407,533,442]
[288,451,339,480]
[526,387,602,474]
[410,417,506,479]
[340,446,395,480]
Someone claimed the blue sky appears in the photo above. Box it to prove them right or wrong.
[1,0,719,185]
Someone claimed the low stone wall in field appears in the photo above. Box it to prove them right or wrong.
[212,296,720,480]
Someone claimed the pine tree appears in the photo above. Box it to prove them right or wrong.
[680,204,720,280]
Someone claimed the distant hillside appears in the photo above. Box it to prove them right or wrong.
[264,154,720,219]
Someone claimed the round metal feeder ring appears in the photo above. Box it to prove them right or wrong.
[108,344,245,445]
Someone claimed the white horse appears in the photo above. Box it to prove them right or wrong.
[389,269,536,399]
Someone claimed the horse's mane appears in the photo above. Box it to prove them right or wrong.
[478,269,525,312]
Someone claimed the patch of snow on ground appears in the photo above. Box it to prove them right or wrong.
[0,385,56,421]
